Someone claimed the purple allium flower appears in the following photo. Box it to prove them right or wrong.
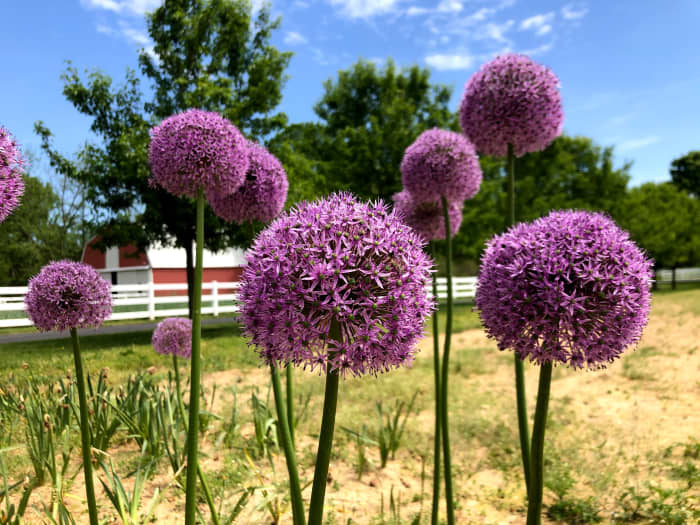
[400,128,482,204]
[392,190,462,241]
[152,317,192,359]
[148,109,249,198]
[459,53,564,158]
[207,141,288,224]
[25,261,112,332]
[475,210,653,369]
[239,192,435,377]
[0,126,26,223]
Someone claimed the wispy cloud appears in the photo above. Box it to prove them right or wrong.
[120,26,149,45]
[561,2,588,20]
[80,0,161,16]
[408,0,462,16]
[284,31,308,45]
[474,20,515,44]
[293,0,311,7]
[520,12,554,36]
[617,136,660,152]
[425,52,474,71]
[327,0,402,18]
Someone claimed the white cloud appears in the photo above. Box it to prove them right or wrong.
[96,23,116,36]
[520,42,553,56]
[293,0,310,7]
[437,0,462,13]
[81,0,161,16]
[520,12,554,36]
[425,53,474,71]
[617,136,660,152]
[561,2,588,20]
[284,31,308,45]
[408,0,461,16]
[120,26,150,45]
[328,0,401,18]
[476,20,514,43]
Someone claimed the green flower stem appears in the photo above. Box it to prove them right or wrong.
[526,362,553,525]
[430,243,442,525]
[173,355,220,525]
[508,142,531,496]
[70,328,99,525]
[271,364,306,525]
[184,189,205,525]
[308,322,341,525]
[440,196,455,525]
[286,364,295,446]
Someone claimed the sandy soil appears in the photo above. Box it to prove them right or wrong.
[10,297,700,524]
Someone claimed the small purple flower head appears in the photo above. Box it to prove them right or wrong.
[0,126,26,222]
[152,317,192,359]
[148,109,249,198]
[239,192,435,377]
[392,190,462,241]
[25,261,112,332]
[400,128,482,204]
[459,53,564,158]
[207,141,288,224]
[475,210,653,369]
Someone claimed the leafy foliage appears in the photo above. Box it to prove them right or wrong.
[670,150,700,196]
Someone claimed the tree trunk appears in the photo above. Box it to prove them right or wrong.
[186,240,194,319]
[672,266,677,290]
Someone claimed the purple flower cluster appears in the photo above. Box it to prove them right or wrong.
[392,190,462,241]
[25,261,112,332]
[148,109,249,198]
[239,193,435,377]
[459,53,564,158]
[152,317,192,359]
[400,128,482,204]
[208,141,288,224]
[0,126,26,223]
[475,210,653,369]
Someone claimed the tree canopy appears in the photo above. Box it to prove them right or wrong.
[617,182,700,271]
[670,150,700,197]
[270,59,458,203]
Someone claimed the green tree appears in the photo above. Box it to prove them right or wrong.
[36,0,291,315]
[670,150,700,197]
[453,135,632,270]
[270,59,458,202]
[0,174,79,285]
[618,182,700,288]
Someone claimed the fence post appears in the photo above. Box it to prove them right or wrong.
[148,282,156,320]
[212,280,219,317]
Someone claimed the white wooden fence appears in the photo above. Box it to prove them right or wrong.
[0,277,478,329]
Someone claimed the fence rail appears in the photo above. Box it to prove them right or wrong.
[0,277,478,329]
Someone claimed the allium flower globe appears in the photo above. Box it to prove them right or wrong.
[25,261,112,332]
[208,141,288,224]
[460,53,564,157]
[0,126,26,222]
[152,317,192,359]
[476,210,653,369]
[148,109,249,198]
[392,190,462,241]
[240,193,435,377]
[401,128,482,204]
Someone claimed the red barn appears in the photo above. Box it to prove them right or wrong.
[81,236,246,295]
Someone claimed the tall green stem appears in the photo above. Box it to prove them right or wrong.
[271,364,306,525]
[526,362,552,525]
[70,328,99,525]
[286,365,295,446]
[508,143,531,495]
[308,323,341,525]
[173,355,220,525]
[439,196,455,525]
[430,243,441,525]
[184,189,204,525]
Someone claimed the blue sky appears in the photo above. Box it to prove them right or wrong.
[2,0,699,187]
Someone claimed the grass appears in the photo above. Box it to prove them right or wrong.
[0,289,698,523]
